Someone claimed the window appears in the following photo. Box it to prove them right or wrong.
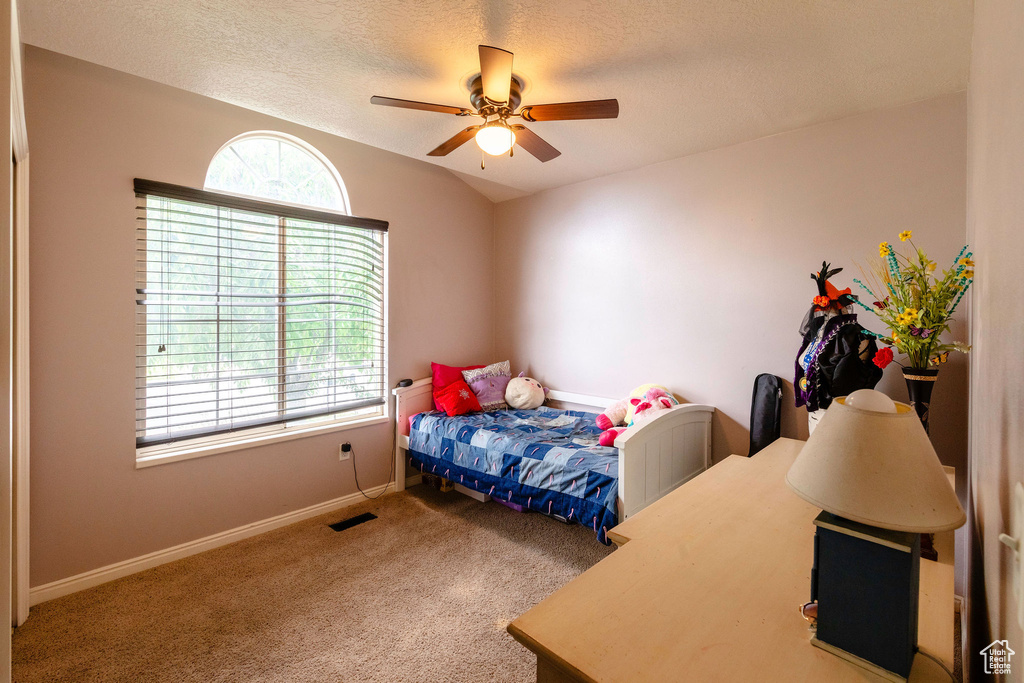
[205,132,349,212]
[135,133,387,455]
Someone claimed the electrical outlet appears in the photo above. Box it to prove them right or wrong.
[1000,482,1024,630]
[338,443,351,461]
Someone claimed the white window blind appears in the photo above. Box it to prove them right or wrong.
[135,179,387,448]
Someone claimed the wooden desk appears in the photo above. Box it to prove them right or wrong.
[508,438,955,682]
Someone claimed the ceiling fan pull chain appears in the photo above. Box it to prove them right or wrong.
[481,149,486,170]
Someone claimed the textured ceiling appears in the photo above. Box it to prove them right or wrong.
[21,0,972,202]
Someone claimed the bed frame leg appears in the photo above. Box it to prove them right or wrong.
[394,441,405,492]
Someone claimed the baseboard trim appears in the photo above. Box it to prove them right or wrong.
[29,476,420,607]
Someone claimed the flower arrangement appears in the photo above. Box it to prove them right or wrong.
[853,230,973,370]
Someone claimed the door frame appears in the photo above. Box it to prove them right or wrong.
[10,2,28,627]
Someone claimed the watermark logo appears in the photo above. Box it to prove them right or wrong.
[980,640,1015,675]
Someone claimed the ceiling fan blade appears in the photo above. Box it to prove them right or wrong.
[370,96,472,116]
[478,45,514,104]
[520,99,619,122]
[510,125,561,162]
[427,126,482,156]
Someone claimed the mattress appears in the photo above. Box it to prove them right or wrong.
[407,407,619,544]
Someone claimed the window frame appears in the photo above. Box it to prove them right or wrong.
[136,408,390,468]
[134,156,388,467]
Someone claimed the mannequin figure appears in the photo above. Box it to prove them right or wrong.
[794,262,882,433]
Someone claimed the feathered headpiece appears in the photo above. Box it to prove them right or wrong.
[810,261,858,312]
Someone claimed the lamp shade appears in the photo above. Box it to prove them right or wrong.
[787,392,965,532]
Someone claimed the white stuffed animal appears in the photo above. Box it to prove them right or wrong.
[505,373,547,410]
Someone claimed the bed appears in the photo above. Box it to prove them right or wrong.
[393,378,714,542]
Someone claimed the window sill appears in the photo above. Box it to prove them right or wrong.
[135,414,391,469]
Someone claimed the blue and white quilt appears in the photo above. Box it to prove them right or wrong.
[407,407,619,544]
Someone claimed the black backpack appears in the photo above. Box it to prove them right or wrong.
[748,374,783,456]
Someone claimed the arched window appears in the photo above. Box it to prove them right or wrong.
[135,132,386,458]
[205,132,349,213]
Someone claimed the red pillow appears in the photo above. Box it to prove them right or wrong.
[434,380,482,417]
[431,361,484,410]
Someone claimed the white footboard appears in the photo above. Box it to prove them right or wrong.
[392,379,433,492]
[613,404,714,520]
[393,379,714,523]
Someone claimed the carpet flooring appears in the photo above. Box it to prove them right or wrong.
[13,487,614,682]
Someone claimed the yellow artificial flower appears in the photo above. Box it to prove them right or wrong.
[879,241,890,258]
[899,230,913,242]
[892,333,900,344]
[964,269,974,279]
[925,261,936,274]
[959,257,975,267]
[892,308,921,327]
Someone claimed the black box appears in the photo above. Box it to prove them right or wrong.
[811,511,921,680]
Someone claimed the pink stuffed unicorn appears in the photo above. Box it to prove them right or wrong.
[596,385,679,447]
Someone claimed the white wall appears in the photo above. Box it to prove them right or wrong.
[494,93,970,581]
[966,1,1024,678]
[25,47,495,586]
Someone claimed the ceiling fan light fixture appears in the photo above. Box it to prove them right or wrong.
[475,122,516,156]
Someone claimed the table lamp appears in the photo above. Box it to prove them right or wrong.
[787,389,965,680]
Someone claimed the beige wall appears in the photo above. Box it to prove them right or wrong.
[25,47,495,586]
[967,1,1024,678]
[494,93,970,578]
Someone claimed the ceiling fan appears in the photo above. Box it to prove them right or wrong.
[371,45,619,167]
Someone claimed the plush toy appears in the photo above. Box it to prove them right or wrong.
[596,384,680,447]
[595,383,669,429]
[505,373,547,410]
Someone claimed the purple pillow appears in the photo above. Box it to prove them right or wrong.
[462,361,512,411]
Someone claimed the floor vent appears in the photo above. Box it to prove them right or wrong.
[329,512,377,532]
